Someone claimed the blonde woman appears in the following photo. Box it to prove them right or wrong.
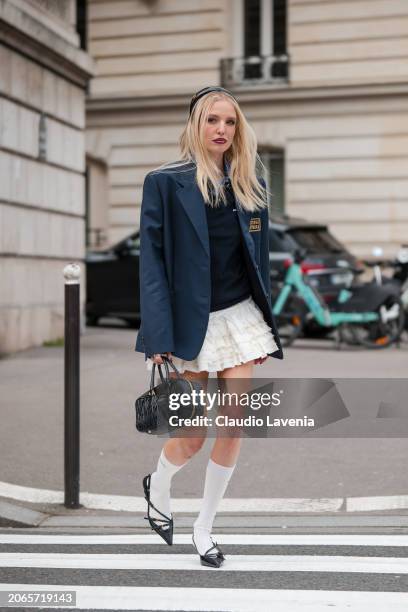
[135,86,283,567]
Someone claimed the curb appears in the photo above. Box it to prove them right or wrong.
[0,500,49,528]
[2,482,408,514]
[1,496,408,531]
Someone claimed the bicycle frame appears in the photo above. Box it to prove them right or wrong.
[272,262,379,327]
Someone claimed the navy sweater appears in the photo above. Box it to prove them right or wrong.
[205,178,252,311]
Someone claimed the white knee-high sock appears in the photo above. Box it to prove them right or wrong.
[193,458,236,555]
[148,448,187,524]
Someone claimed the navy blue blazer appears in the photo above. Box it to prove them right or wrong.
[135,162,284,362]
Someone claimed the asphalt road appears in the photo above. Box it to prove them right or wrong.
[1,525,408,611]
[0,324,407,503]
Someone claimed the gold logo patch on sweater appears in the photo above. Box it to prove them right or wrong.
[249,217,261,232]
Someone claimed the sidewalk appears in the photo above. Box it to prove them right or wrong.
[2,493,408,530]
[1,324,407,528]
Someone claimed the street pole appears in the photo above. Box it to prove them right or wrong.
[63,263,81,508]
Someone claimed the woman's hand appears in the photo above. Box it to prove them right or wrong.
[151,352,173,365]
[254,355,268,365]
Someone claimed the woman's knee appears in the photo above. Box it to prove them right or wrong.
[168,369,208,458]
[179,436,206,458]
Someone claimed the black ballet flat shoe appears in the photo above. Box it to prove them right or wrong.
[214,540,226,562]
[192,534,225,568]
[142,474,173,546]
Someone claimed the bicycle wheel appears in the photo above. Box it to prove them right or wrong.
[338,323,360,347]
[348,295,405,349]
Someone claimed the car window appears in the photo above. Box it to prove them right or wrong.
[288,228,345,254]
[269,228,297,252]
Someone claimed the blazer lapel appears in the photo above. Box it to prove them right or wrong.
[175,164,256,261]
[176,177,210,258]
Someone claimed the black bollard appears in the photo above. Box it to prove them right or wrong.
[63,263,81,508]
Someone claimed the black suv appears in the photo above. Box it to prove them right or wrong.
[86,215,360,327]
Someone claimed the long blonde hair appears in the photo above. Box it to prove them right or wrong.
[156,91,268,212]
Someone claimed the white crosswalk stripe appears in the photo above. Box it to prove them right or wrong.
[1,551,407,573]
[1,533,408,546]
[0,532,407,611]
[0,585,408,611]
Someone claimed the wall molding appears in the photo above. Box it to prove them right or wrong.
[86,80,408,115]
[0,0,93,88]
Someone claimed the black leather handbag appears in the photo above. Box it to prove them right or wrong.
[135,356,205,434]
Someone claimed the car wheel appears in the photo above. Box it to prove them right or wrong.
[123,318,141,329]
[87,315,99,326]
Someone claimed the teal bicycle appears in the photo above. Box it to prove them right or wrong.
[272,249,405,349]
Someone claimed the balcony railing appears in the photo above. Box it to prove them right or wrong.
[220,54,289,88]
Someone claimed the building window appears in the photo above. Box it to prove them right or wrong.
[244,0,261,80]
[76,0,87,51]
[259,149,285,216]
[221,0,288,86]
[272,0,287,77]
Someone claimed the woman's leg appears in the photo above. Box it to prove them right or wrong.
[147,369,209,524]
[192,360,254,555]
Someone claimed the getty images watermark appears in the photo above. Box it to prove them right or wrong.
[153,378,408,439]
[168,387,315,429]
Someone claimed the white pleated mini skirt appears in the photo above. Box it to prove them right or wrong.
[145,294,279,374]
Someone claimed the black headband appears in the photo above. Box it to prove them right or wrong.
[189,86,237,116]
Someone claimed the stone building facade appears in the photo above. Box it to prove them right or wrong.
[0,0,93,353]
[3,0,408,353]
[86,0,408,258]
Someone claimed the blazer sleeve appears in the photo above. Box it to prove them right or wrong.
[258,178,272,309]
[138,172,174,357]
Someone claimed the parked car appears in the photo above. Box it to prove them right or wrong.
[86,215,361,328]
[86,233,141,327]
[268,215,360,302]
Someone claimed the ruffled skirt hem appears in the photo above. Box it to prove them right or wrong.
[146,295,278,374]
